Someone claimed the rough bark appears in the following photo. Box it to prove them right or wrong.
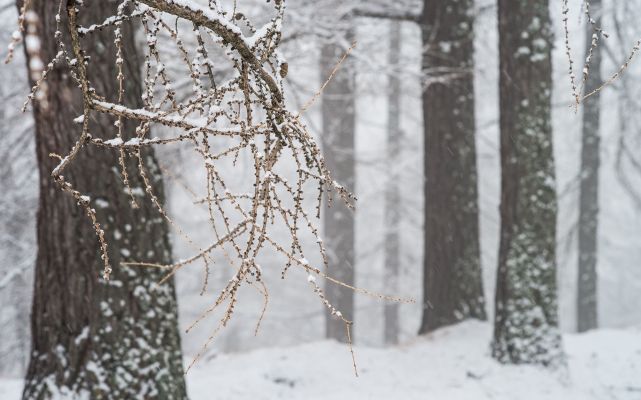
[384,20,402,345]
[419,0,486,334]
[321,31,356,343]
[492,0,563,365]
[21,1,187,398]
[577,0,601,333]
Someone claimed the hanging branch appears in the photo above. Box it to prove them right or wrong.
[564,0,641,106]
[12,0,413,374]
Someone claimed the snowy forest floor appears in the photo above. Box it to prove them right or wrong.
[1,320,639,399]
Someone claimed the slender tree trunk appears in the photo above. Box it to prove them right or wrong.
[418,0,486,334]
[321,30,356,343]
[10,266,31,376]
[492,0,563,365]
[21,1,187,398]
[577,0,601,333]
[384,20,402,345]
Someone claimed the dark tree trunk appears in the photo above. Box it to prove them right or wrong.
[21,1,187,398]
[418,0,486,334]
[321,31,356,343]
[492,0,563,365]
[384,20,402,345]
[577,0,601,333]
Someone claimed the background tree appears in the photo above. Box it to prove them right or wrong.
[335,0,487,335]
[419,0,486,333]
[0,4,33,374]
[20,0,186,397]
[383,20,402,345]
[577,0,602,333]
[492,0,563,365]
[321,25,357,343]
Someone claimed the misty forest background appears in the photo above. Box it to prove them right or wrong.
[0,0,641,398]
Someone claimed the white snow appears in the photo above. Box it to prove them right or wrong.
[94,199,109,209]
[187,321,641,400]
[3,321,638,399]
[103,138,123,146]
[165,0,245,38]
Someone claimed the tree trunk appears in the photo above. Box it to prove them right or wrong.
[577,0,601,333]
[384,20,402,345]
[419,0,486,334]
[21,1,187,398]
[492,0,563,365]
[321,31,356,343]
[0,69,34,377]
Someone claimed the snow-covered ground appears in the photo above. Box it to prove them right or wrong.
[2,320,639,400]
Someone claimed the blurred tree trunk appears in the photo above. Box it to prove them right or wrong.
[321,30,356,343]
[418,0,486,334]
[492,0,563,365]
[0,75,33,377]
[21,1,187,398]
[384,20,402,345]
[577,0,602,333]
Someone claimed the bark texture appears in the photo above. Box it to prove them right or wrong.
[321,31,356,343]
[492,0,563,365]
[577,0,601,333]
[21,1,187,398]
[384,21,402,345]
[419,0,486,334]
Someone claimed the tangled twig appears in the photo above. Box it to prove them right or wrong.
[12,0,413,375]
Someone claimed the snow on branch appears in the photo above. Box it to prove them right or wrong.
[10,0,413,374]
[138,0,284,104]
[563,0,641,108]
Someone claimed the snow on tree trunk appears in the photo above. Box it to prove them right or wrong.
[321,31,356,343]
[577,0,602,333]
[492,0,563,365]
[384,20,402,345]
[20,1,187,398]
[419,0,486,334]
